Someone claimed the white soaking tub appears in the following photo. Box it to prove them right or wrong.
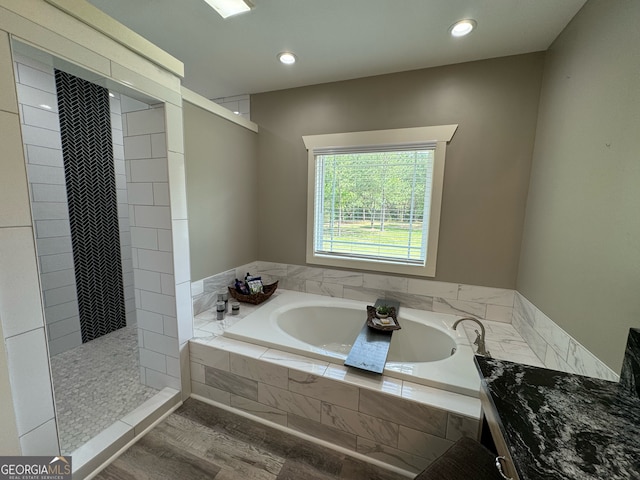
[224,290,480,397]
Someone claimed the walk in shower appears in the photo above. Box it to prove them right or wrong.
[13,42,177,455]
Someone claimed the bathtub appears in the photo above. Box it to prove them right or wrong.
[223,290,481,397]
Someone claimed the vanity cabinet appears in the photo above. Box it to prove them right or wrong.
[475,347,640,480]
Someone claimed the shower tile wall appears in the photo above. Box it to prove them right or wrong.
[14,54,135,356]
[121,98,181,391]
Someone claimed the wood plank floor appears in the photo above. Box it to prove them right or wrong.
[95,398,410,480]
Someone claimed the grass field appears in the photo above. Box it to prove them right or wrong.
[320,221,424,259]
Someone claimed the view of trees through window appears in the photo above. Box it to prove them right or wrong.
[314,149,434,264]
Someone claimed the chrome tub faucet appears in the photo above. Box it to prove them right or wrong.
[452,317,491,357]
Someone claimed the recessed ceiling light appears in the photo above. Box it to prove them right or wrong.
[204,0,252,19]
[450,19,477,37]
[278,52,297,65]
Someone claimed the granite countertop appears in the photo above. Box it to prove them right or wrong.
[475,328,640,480]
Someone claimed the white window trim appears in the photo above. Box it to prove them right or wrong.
[303,125,458,277]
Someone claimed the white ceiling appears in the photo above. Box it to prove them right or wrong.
[87,0,586,100]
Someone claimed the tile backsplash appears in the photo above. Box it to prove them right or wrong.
[512,292,618,382]
[191,261,619,382]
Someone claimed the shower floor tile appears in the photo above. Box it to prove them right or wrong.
[50,325,159,454]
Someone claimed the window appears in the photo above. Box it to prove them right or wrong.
[303,125,457,277]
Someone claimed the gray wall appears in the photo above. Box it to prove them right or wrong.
[517,0,640,371]
[183,101,259,280]
[251,53,545,289]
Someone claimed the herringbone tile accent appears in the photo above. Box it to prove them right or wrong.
[55,70,126,343]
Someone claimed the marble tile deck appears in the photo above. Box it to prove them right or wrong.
[459,319,544,368]
[95,398,409,480]
[50,325,159,454]
[194,290,543,369]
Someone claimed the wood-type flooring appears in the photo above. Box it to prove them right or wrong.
[95,398,409,480]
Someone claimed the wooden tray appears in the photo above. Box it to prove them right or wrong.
[366,305,401,331]
[228,281,278,305]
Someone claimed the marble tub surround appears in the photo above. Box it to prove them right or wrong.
[476,354,640,480]
[458,320,543,368]
[189,335,481,473]
[191,261,258,315]
[220,290,480,396]
[255,262,516,324]
[192,262,618,382]
[192,261,514,320]
[512,292,619,381]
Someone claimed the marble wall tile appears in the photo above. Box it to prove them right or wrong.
[191,280,204,297]
[322,269,363,287]
[288,413,357,451]
[397,425,453,461]
[192,291,218,316]
[458,285,515,307]
[203,268,235,294]
[567,339,619,381]
[190,361,205,383]
[190,343,230,370]
[498,349,544,368]
[287,265,324,281]
[289,370,359,410]
[512,292,618,380]
[445,413,480,441]
[342,286,385,303]
[205,336,268,358]
[323,364,403,397]
[533,309,571,359]
[400,382,480,419]
[189,338,487,473]
[513,292,537,326]
[359,389,447,438]
[258,383,321,421]
[485,305,513,323]
[261,349,329,376]
[235,261,259,280]
[204,366,258,400]
[543,347,574,373]
[257,261,288,278]
[511,309,548,362]
[407,278,458,300]
[191,381,231,405]
[356,437,430,473]
[230,353,288,389]
[230,394,287,427]
[305,280,344,298]
[278,278,306,292]
[363,273,408,293]
[382,291,434,311]
[321,403,399,447]
[432,297,486,319]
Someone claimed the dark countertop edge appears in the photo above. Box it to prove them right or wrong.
[474,355,527,480]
